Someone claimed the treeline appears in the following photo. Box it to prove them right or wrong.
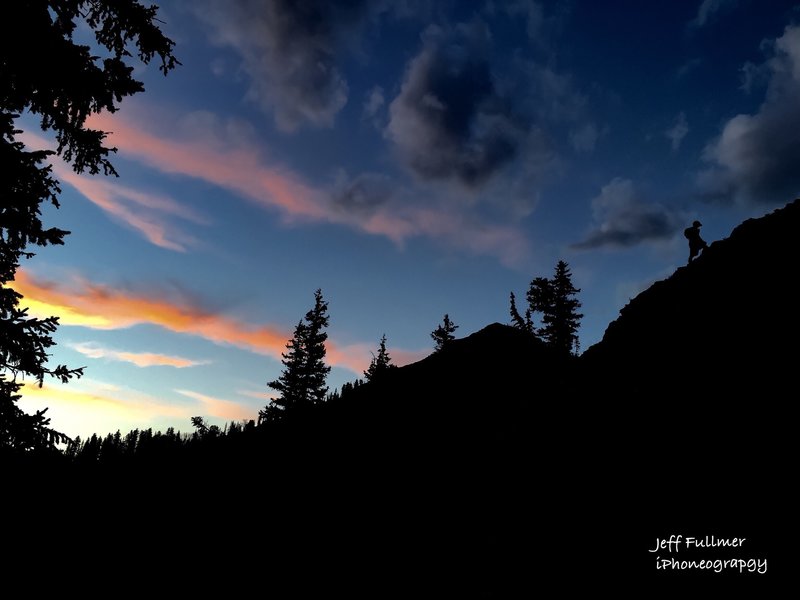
[62,420,255,465]
[4,260,581,461]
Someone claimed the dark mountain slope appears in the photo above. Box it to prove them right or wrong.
[584,199,800,397]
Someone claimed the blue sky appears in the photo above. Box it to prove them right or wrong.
[18,0,800,439]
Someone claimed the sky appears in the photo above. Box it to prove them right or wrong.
[16,0,800,440]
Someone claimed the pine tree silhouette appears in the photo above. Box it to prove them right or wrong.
[431,314,458,352]
[509,291,534,333]
[530,261,582,354]
[261,289,331,420]
[364,334,395,382]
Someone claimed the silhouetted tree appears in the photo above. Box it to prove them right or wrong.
[123,429,139,458]
[191,416,209,436]
[526,276,553,337]
[364,334,396,382]
[431,314,458,352]
[528,261,582,354]
[261,289,331,420]
[1,1,178,453]
[99,430,124,463]
[334,379,363,401]
[509,291,534,334]
[191,416,220,440]
[63,435,81,460]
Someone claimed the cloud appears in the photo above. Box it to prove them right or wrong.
[56,168,204,252]
[13,269,424,374]
[665,112,689,151]
[688,0,738,29]
[88,109,531,265]
[363,86,385,121]
[386,23,532,188]
[19,130,205,252]
[570,123,600,153]
[503,0,569,46]
[505,0,545,39]
[326,173,533,266]
[14,268,292,356]
[331,171,395,214]
[698,25,800,204]
[190,0,373,131]
[175,389,254,421]
[89,110,328,222]
[70,342,207,368]
[572,178,683,249]
[19,380,190,439]
[676,57,703,79]
[237,388,270,401]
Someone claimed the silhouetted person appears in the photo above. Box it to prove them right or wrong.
[684,220,708,264]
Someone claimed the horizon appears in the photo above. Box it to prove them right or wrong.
[14,0,800,440]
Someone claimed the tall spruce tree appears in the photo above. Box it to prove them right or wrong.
[1,1,178,453]
[527,261,582,354]
[431,314,458,353]
[364,334,395,382]
[261,289,331,421]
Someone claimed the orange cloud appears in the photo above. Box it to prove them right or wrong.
[12,269,381,373]
[13,269,290,356]
[70,342,208,368]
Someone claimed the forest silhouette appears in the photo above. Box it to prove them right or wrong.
[1,2,792,594]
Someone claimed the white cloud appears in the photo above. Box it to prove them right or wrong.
[665,112,689,151]
[688,0,738,29]
[70,342,208,368]
[698,25,800,204]
[570,123,599,153]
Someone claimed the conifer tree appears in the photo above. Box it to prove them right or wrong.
[547,261,583,354]
[364,334,395,382]
[261,289,331,421]
[300,289,331,404]
[1,1,178,453]
[509,291,533,334]
[527,261,582,354]
[431,314,458,353]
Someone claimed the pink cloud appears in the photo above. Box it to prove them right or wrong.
[87,110,531,265]
[175,389,255,421]
[88,111,327,221]
[19,130,205,252]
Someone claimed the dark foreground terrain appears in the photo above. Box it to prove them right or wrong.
[10,202,798,595]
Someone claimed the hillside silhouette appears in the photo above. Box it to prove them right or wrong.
[584,199,800,397]
[10,203,798,593]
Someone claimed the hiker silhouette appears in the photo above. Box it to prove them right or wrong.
[684,220,708,264]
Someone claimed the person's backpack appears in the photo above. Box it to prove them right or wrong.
[684,227,693,239]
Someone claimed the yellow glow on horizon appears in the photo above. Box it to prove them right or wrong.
[19,381,182,439]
